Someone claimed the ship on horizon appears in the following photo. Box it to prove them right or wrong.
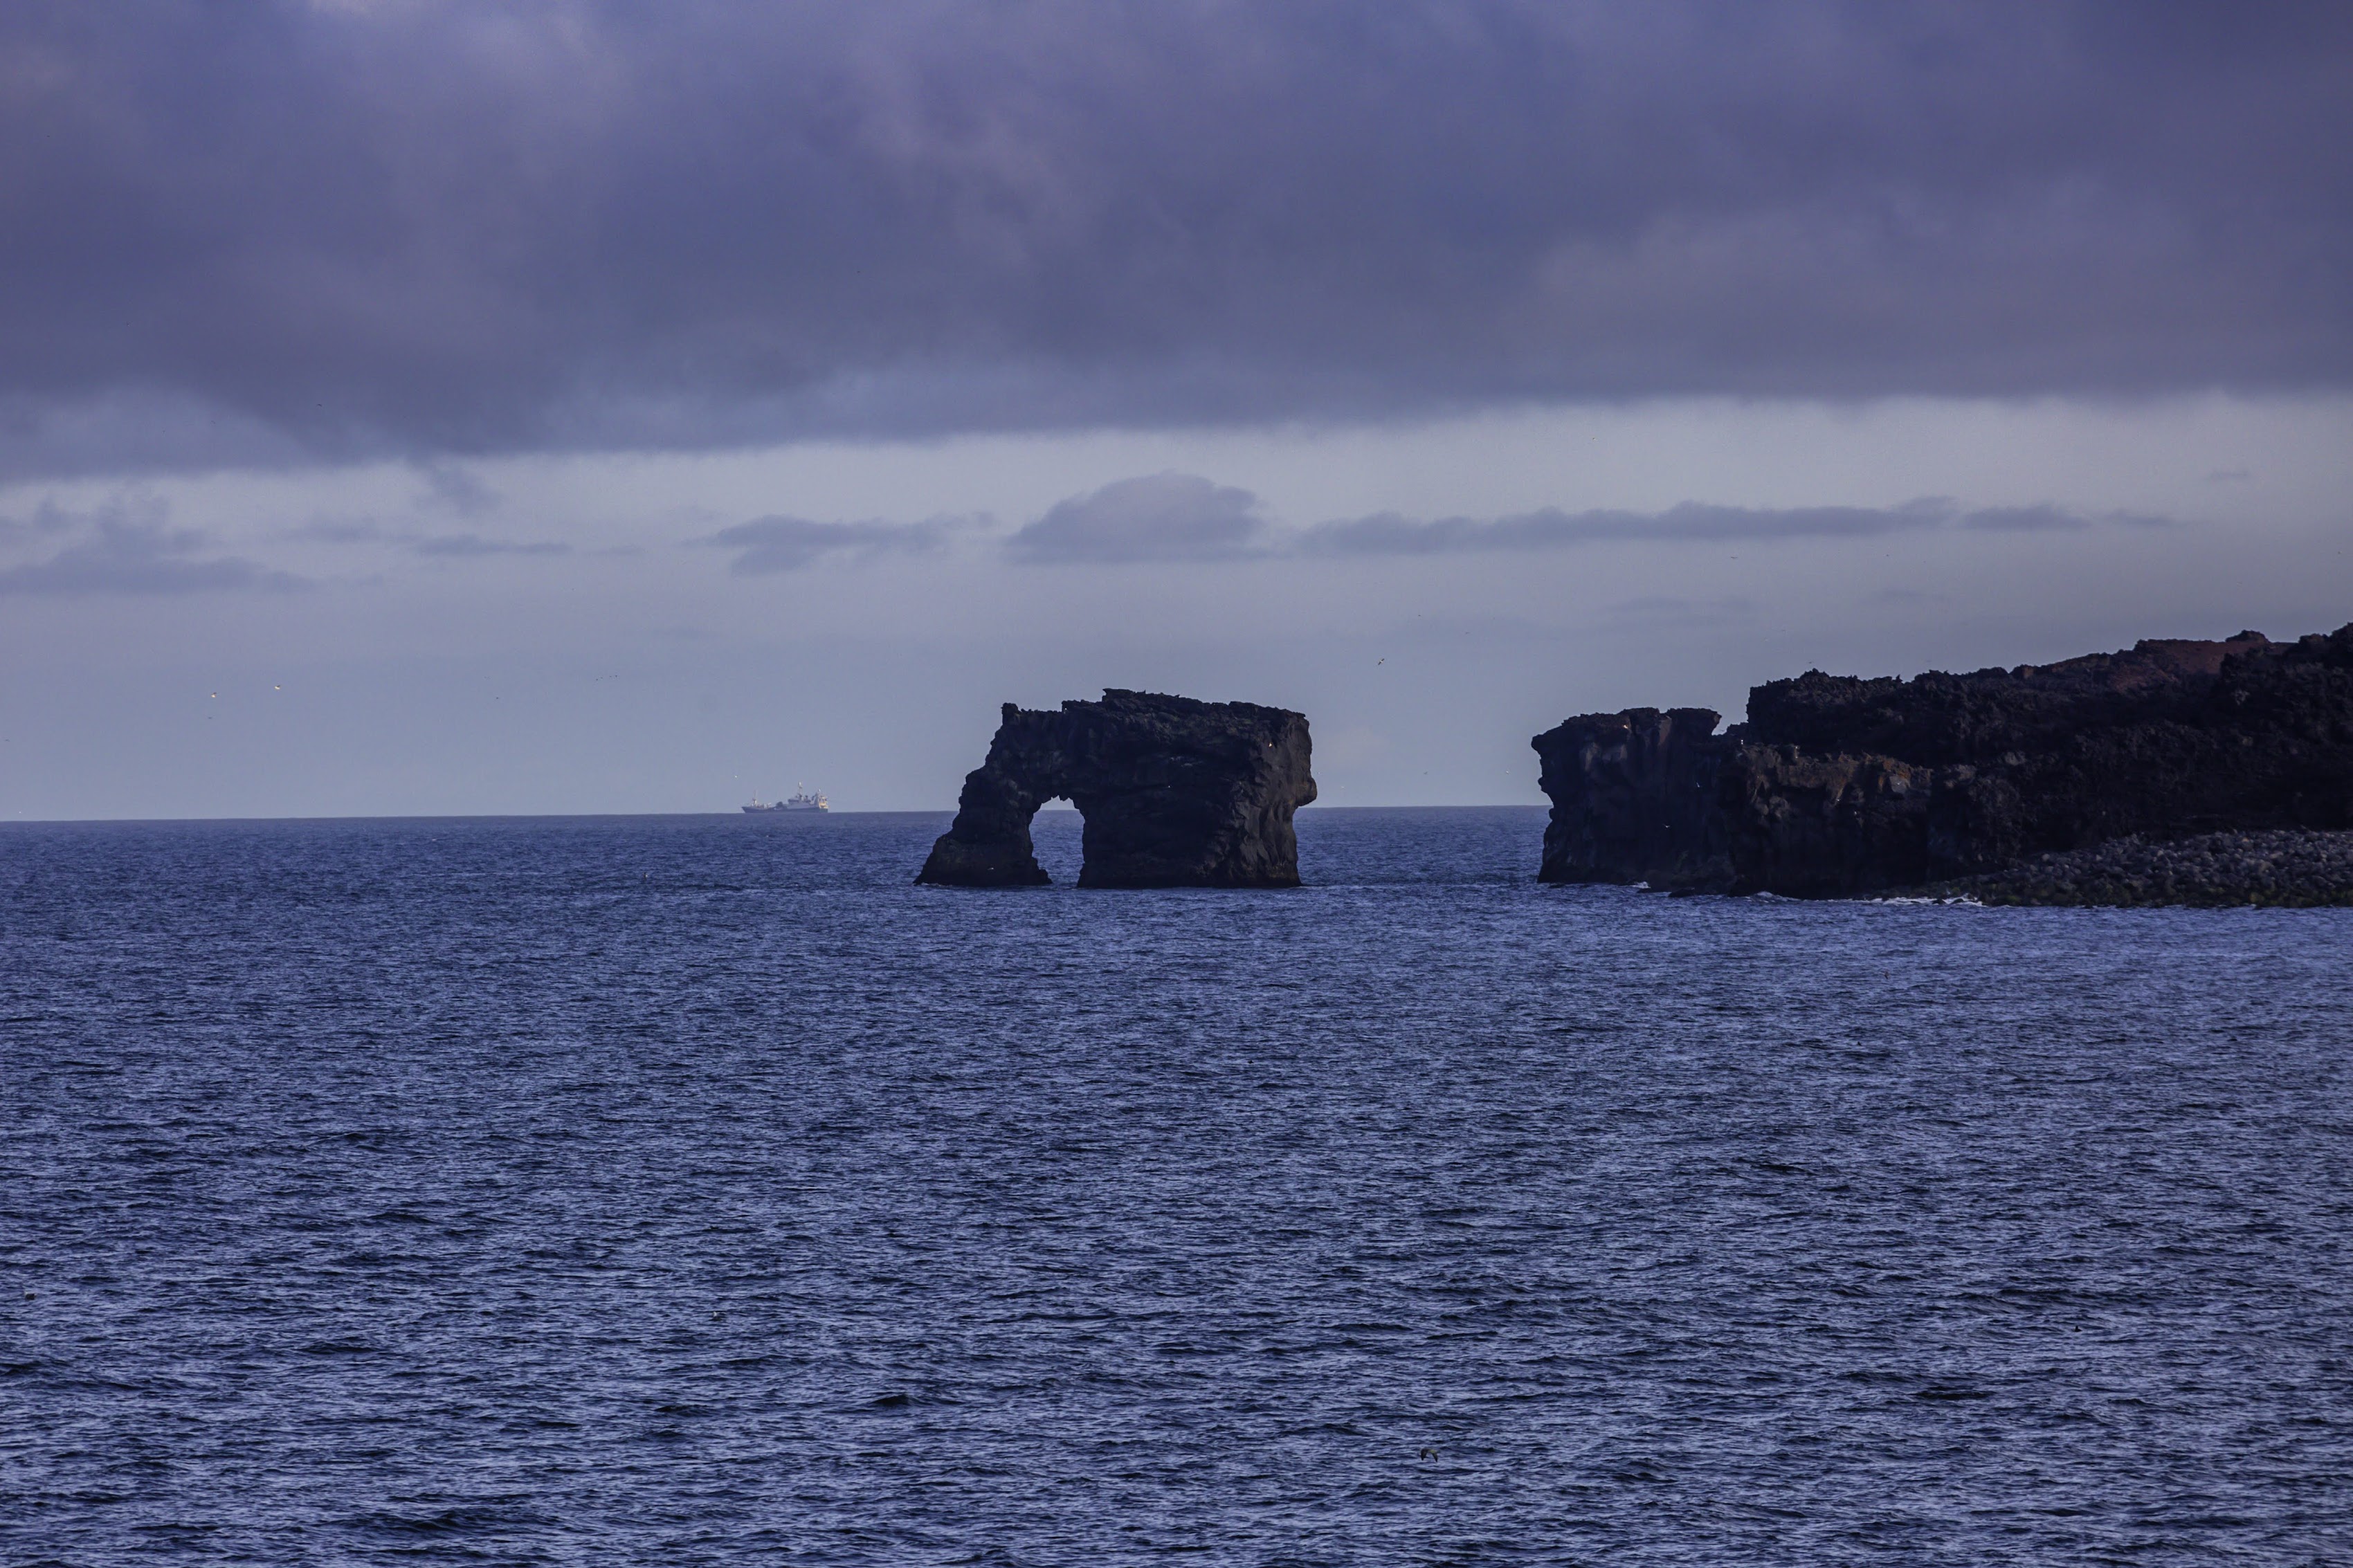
[743,786,828,814]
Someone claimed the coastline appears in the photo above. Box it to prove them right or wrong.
[1923,828,2353,908]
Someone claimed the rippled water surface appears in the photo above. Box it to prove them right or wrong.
[4,808,2350,1565]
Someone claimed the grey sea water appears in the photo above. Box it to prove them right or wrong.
[3,808,2349,1565]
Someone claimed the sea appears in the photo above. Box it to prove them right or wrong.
[3,808,2348,1565]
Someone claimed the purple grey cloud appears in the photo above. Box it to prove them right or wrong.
[994,483,2176,559]
[410,534,572,559]
[3,2,2349,477]
[1302,498,2175,554]
[284,517,572,557]
[0,500,300,595]
[706,516,952,574]
[1007,473,1268,563]
[1305,500,1948,554]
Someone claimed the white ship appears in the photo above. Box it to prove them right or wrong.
[743,786,828,814]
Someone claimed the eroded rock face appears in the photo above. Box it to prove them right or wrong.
[1533,624,2353,897]
[1532,708,1732,888]
[918,690,1316,888]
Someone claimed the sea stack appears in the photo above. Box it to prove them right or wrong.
[918,690,1316,888]
[1532,623,2353,900]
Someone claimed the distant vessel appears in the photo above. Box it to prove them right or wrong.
[743,786,828,814]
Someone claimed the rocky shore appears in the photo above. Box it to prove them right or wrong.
[1534,622,2353,905]
[1928,829,2353,907]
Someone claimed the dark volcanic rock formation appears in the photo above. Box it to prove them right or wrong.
[918,690,1316,888]
[1534,624,2353,899]
[1533,707,1732,889]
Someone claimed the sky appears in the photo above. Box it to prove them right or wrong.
[2,1,2349,817]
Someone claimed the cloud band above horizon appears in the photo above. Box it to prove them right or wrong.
[3,1,2350,478]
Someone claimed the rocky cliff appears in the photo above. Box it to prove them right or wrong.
[1533,624,2353,897]
[918,690,1316,888]
[1532,707,1734,889]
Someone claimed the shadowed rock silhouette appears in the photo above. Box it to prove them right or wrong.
[918,691,1315,888]
[1534,624,2353,899]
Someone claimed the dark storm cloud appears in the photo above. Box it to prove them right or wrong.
[3,1,2350,475]
[1007,473,1268,563]
[1303,499,2171,554]
[0,499,300,595]
[705,516,952,575]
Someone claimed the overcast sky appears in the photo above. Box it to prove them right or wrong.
[3,1,2349,817]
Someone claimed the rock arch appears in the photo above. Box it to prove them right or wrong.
[916,690,1316,887]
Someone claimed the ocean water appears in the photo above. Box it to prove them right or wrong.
[3,807,2348,1566]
